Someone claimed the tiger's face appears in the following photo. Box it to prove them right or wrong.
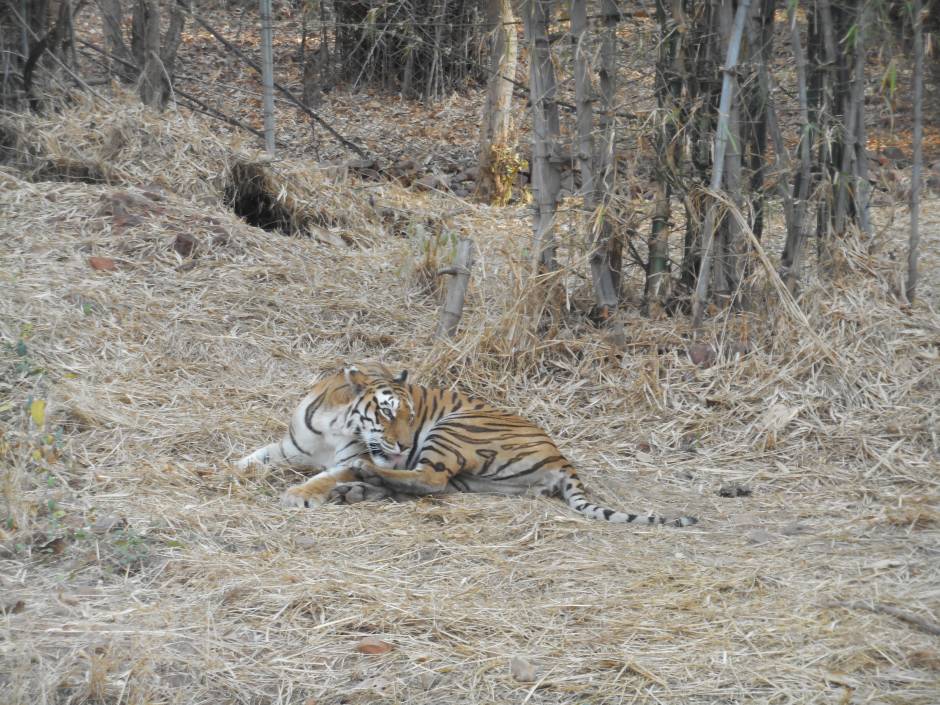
[344,368,414,468]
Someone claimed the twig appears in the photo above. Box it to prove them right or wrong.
[826,600,940,637]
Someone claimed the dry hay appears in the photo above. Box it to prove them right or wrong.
[1,101,939,705]
[0,94,435,248]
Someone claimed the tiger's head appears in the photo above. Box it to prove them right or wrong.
[344,366,414,468]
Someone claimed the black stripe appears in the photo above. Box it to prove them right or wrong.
[288,424,316,457]
[492,454,565,482]
[303,393,328,434]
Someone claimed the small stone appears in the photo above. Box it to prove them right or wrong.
[173,233,198,257]
[688,343,716,368]
[510,655,537,682]
[781,522,809,536]
[718,483,751,498]
[92,514,127,535]
[745,529,775,545]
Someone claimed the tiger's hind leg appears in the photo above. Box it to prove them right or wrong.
[351,458,453,495]
[327,481,396,504]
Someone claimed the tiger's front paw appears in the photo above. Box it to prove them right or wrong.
[328,481,391,504]
[348,459,380,481]
[280,483,328,509]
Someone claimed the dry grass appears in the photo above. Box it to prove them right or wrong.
[1,98,939,705]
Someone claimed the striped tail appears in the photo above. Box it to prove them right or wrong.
[561,471,697,527]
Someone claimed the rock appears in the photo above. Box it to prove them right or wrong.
[718,483,751,498]
[92,514,127,535]
[510,655,537,682]
[688,343,716,368]
[173,233,198,257]
[781,522,809,536]
[414,174,450,192]
[745,529,776,545]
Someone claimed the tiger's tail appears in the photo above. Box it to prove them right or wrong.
[560,470,697,527]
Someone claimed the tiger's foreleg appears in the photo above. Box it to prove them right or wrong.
[281,465,359,508]
[351,459,453,495]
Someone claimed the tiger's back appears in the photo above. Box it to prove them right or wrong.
[342,373,697,527]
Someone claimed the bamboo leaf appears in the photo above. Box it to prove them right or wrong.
[30,399,46,427]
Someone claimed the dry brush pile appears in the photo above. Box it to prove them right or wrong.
[1,99,939,704]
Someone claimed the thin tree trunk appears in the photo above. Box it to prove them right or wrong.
[437,238,475,338]
[131,0,187,110]
[595,0,621,305]
[781,2,812,291]
[691,0,753,329]
[427,0,449,102]
[524,0,561,274]
[477,0,518,203]
[813,0,838,247]
[161,0,187,88]
[833,3,865,236]
[132,0,162,108]
[99,0,130,81]
[571,0,615,316]
[647,0,680,315]
[907,0,923,303]
[259,0,276,155]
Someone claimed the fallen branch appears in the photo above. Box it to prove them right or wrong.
[826,600,940,637]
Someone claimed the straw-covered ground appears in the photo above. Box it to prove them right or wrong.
[1,99,939,705]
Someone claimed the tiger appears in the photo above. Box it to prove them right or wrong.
[236,361,409,501]
[281,367,698,527]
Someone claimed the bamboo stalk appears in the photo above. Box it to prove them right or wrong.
[907,0,924,303]
[691,0,753,329]
[437,238,475,338]
[259,0,275,156]
[780,1,812,291]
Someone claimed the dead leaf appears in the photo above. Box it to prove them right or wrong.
[89,256,116,271]
[173,233,198,257]
[112,214,143,229]
[688,343,716,368]
[92,514,127,535]
[509,655,537,682]
[356,637,393,655]
[41,537,67,555]
[30,399,46,427]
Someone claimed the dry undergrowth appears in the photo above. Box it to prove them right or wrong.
[1,99,939,705]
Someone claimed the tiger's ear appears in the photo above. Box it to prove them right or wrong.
[393,370,409,384]
[344,366,370,394]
